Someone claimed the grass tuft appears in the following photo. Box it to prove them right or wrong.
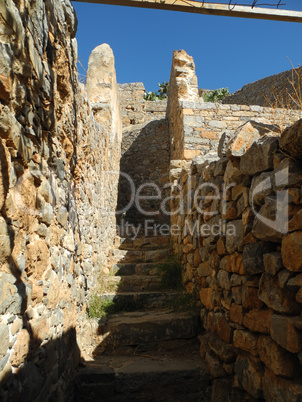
[87,295,114,318]
[157,254,183,290]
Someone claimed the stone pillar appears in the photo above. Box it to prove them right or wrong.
[86,43,122,152]
[166,50,200,160]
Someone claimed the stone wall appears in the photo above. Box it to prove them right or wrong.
[117,84,169,232]
[167,51,302,162]
[118,82,167,127]
[223,66,302,109]
[169,122,302,400]
[0,1,121,400]
[167,50,302,401]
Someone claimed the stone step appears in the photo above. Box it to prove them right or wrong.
[103,275,162,292]
[113,248,171,264]
[119,235,170,250]
[96,310,200,353]
[75,355,209,402]
[100,291,181,312]
[112,262,160,276]
[112,248,171,264]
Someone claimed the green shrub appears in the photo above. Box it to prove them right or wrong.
[144,81,169,101]
[202,87,230,103]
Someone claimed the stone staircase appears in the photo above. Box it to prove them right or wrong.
[74,236,210,401]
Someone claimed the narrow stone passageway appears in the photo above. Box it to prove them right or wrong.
[75,235,210,401]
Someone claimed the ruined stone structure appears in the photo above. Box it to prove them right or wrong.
[117,83,170,230]
[1,1,302,401]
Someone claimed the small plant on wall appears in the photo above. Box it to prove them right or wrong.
[202,87,230,102]
[144,81,169,101]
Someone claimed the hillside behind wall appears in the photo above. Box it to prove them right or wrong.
[0,1,121,400]
[222,66,302,108]
[167,50,302,400]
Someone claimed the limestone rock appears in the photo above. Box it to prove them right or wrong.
[282,231,302,272]
[252,197,285,242]
[10,329,30,367]
[240,135,279,176]
[200,288,213,310]
[0,324,9,360]
[263,252,282,275]
[223,159,244,186]
[217,270,231,290]
[25,240,50,280]
[242,242,273,275]
[0,216,12,262]
[279,118,302,158]
[243,309,272,334]
[226,121,279,158]
[270,314,302,353]
[230,304,244,325]
[234,355,264,399]
[258,273,301,314]
[249,171,273,206]
[205,352,227,378]
[233,330,258,356]
[218,131,233,158]
[0,272,23,314]
[225,220,244,254]
[263,368,302,402]
[257,336,294,377]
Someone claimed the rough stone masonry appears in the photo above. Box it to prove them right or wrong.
[0,0,302,401]
[0,1,121,400]
[168,50,302,401]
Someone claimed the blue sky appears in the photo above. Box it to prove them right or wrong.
[73,1,302,93]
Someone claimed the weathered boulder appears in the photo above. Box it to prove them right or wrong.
[257,335,295,377]
[259,272,301,314]
[242,242,273,274]
[270,315,302,353]
[282,231,302,272]
[240,135,279,176]
[263,252,282,276]
[263,368,302,402]
[252,197,285,242]
[243,309,272,334]
[274,157,302,190]
[223,159,244,186]
[279,118,302,158]
[249,171,273,206]
[226,121,280,158]
[234,355,264,399]
[233,330,258,356]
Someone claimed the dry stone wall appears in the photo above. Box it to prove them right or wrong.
[167,52,302,401]
[0,1,121,400]
[169,124,302,400]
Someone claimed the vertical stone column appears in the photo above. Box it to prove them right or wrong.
[86,43,122,156]
[166,49,200,160]
[85,43,122,247]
